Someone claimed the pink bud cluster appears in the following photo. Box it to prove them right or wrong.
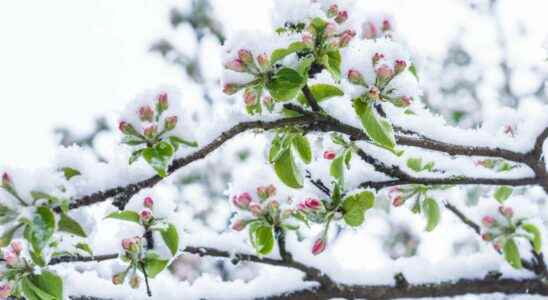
[362,18,393,40]
[0,283,11,299]
[257,184,276,199]
[480,206,515,248]
[119,92,179,141]
[323,150,336,160]
[121,236,142,253]
[3,241,23,267]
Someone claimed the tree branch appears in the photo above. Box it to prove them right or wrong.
[301,85,321,112]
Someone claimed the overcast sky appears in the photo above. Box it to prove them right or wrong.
[0,0,546,168]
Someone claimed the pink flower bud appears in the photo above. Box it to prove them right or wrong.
[339,29,356,47]
[325,23,337,37]
[129,275,141,289]
[164,115,178,130]
[327,4,339,17]
[257,53,270,69]
[1,172,10,187]
[140,209,152,222]
[121,238,133,251]
[0,283,12,298]
[232,219,247,231]
[10,241,23,255]
[363,22,378,39]
[118,121,133,135]
[347,69,364,85]
[143,196,154,209]
[138,106,154,122]
[372,52,384,65]
[304,198,321,210]
[143,125,157,139]
[482,233,494,241]
[375,64,394,80]
[225,59,246,72]
[266,184,276,197]
[368,86,381,100]
[157,93,169,111]
[112,273,125,285]
[249,202,263,216]
[302,33,314,47]
[311,238,326,255]
[223,83,241,95]
[382,19,392,32]
[269,200,280,210]
[243,89,257,107]
[394,59,407,74]
[499,206,514,218]
[335,10,348,24]
[398,96,412,107]
[323,151,336,160]
[503,125,515,137]
[392,196,404,207]
[238,49,254,65]
[482,216,496,227]
[297,202,307,211]
[257,186,269,199]
[233,192,252,209]
[3,250,17,266]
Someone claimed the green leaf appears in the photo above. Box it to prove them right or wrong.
[291,134,312,164]
[62,167,81,180]
[129,149,144,165]
[250,224,275,255]
[354,100,396,150]
[0,223,22,247]
[422,198,441,232]
[522,223,542,254]
[21,277,51,300]
[30,271,64,300]
[268,135,285,163]
[168,136,198,151]
[297,84,343,104]
[407,158,423,172]
[273,149,303,189]
[142,141,174,177]
[296,56,315,76]
[29,249,46,267]
[58,213,87,237]
[494,186,513,203]
[310,17,328,33]
[409,64,419,80]
[75,242,94,256]
[504,238,522,269]
[160,223,179,256]
[266,68,305,101]
[25,206,56,253]
[105,211,140,224]
[330,153,345,184]
[271,42,307,63]
[122,135,146,146]
[0,204,17,225]
[323,50,341,80]
[342,191,375,227]
[144,258,169,278]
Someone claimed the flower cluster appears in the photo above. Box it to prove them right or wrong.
[480,205,542,269]
[119,92,196,177]
[347,52,413,108]
[113,236,145,289]
[223,49,275,114]
[362,17,394,40]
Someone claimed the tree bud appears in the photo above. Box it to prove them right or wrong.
[225,59,246,72]
[311,238,326,255]
[164,116,178,131]
[138,106,154,122]
[335,11,348,24]
[323,151,336,160]
[143,196,154,209]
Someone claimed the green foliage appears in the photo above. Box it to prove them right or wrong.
[266,68,306,101]
[354,99,396,150]
[160,223,179,256]
[407,158,434,172]
[271,42,308,63]
[105,211,141,224]
[494,186,513,203]
[62,167,81,180]
[142,141,175,177]
[249,223,275,255]
[422,198,440,232]
[503,238,522,269]
[342,191,375,227]
[58,213,87,237]
[522,223,542,254]
[297,84,343,105]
